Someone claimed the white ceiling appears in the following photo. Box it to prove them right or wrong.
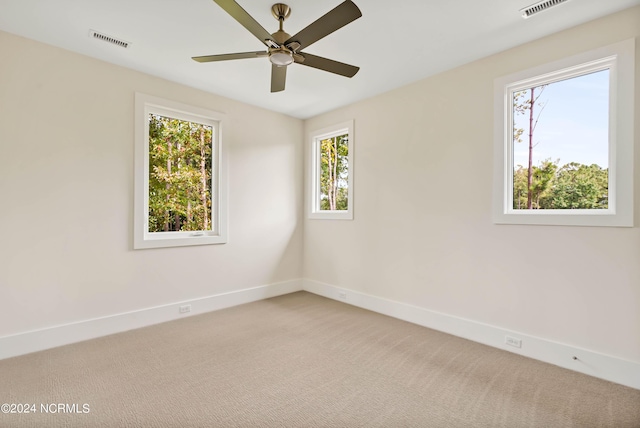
[0,0,638,118]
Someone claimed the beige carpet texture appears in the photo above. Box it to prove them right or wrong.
[1,291,639,427]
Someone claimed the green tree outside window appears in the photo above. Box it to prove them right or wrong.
[148,114,213,232]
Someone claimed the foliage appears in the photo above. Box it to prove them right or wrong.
[514,160,608,209]
[148,114,213,232]
[513,159,556,209]
[319,134,349,211]
[545,162,608,209]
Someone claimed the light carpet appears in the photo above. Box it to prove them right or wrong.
[1,291,639,427]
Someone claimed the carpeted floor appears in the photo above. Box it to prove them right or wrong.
[1,291,639,427]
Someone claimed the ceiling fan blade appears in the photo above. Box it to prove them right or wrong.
[285,0,361,50]
[271,64,287,93]
[295,53,359,78]
[213,0,274,46]
[192,51,267,63]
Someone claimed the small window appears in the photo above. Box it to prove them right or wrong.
[134,93,227,249]
[309,121,354,220]
[493,39,634,227]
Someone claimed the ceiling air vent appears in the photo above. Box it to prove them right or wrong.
[520,0,570,19]
[89,30,130,48]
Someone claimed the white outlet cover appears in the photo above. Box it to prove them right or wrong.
[505,336,522,348]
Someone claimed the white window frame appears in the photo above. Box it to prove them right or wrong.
[308,120,354,220]
[493,39,634,227]
[134,93,228,249]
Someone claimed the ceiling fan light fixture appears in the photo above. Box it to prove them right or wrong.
[269,48,294,66]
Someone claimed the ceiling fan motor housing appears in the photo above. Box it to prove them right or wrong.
[271,29,291,45]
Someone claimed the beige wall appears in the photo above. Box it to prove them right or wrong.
[0,30,303,336]
[304,7,640,363]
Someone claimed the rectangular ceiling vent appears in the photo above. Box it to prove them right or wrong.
[89,30,130,48]
[520,0,570,19]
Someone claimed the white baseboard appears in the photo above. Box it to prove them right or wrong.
[4,278,638,390]
[0,279,303,361]
[303,279,640,390]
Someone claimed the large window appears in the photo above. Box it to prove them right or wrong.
[493,39,634,227]
[134,93,227,249]
[309,121,354,220]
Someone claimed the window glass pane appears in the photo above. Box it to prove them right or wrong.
[319,134,349,211]
[512,69,609,210]
[148,114,213,232]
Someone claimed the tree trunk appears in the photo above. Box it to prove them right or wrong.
[326,141,335,210]
[199,127,209,230]
[527,87,535,210]
[332,137,338,210]
[165,137,172,231]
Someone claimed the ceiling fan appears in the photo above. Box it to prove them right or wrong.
[193,0,362,93]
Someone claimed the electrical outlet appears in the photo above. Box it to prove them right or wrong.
[179,304,191,314]
[505,336,522,348]
[338,290,347,300]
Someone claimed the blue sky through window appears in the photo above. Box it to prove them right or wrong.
[513,69,609,169]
